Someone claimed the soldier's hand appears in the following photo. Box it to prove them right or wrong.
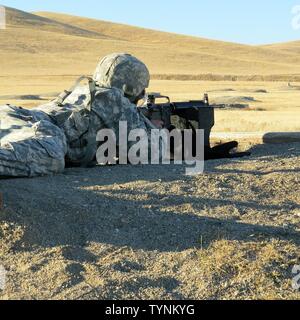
[151,119,164,129]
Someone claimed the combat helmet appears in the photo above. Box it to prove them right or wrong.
[93,53,150,102]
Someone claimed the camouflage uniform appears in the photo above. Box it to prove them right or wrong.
[0,53,156,177]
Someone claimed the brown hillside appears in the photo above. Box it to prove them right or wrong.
[0,7,299,78]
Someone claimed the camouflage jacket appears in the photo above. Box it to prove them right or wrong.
[36,82,156,166]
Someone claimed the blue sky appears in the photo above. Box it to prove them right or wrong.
[1,0,299,44]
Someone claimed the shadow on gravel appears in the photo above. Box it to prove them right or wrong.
[0,93,58,101]
[102,276,184,300]
[1,184,299,254]
[207,142,300,175]
[211,167,300,176]
[0,143,299,254]
[3,197,300,253]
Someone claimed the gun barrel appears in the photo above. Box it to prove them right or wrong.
[148,101,225,110]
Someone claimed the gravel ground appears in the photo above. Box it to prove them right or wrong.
[0,143,299,300]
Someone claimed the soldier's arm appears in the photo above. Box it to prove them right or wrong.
[93,88,148,134]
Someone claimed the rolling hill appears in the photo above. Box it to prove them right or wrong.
[263,40,300,54]
[0,6,300,79]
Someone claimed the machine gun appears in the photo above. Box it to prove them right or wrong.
[140,92,216,147]
[139,92,251,159]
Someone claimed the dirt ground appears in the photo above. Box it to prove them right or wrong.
[0,142,299,300]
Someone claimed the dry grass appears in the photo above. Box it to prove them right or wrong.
[0,78,299,132]
[150,80,300,132]
[0,9,300,131]
[1,7,300,77]
[1,7,300,132]
[196,239,299,299]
